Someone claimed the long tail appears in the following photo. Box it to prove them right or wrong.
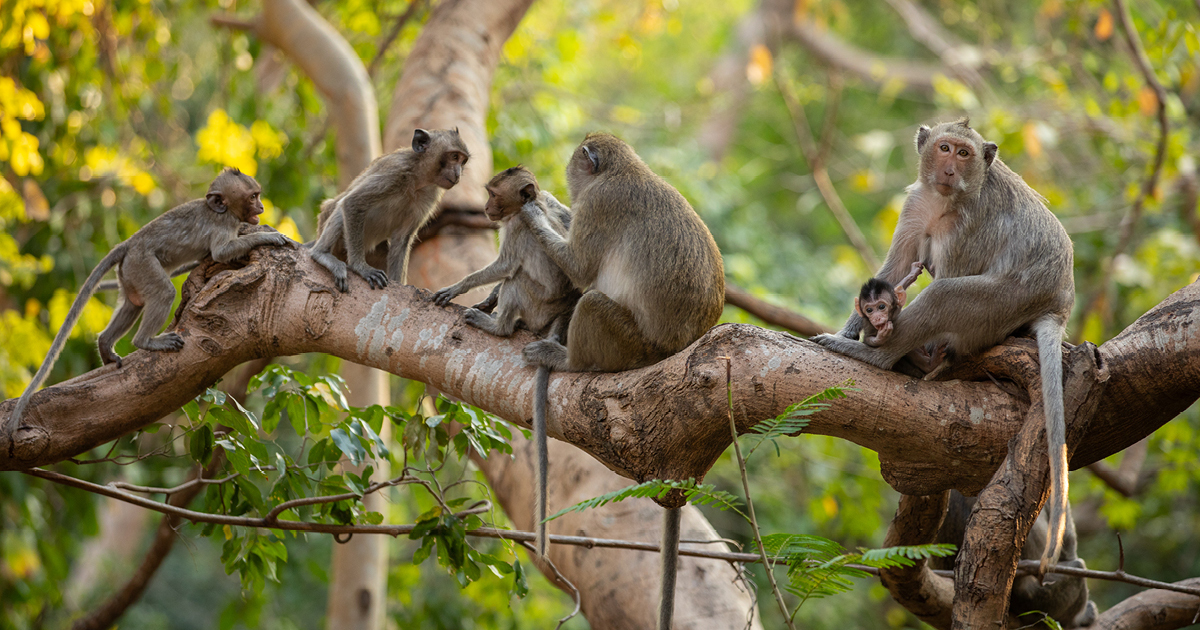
[533,362,550,557]
[1034,316,1068,574]
[657,507,681,630]
[7,244,126,433]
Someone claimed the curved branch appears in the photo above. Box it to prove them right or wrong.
[723,284,830,336]
[3,248,1196,503]
[786,19,945,92]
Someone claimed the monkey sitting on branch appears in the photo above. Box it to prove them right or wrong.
[812,119,1076,576]
[856,262,948,375]
[8,168,292,432]
[519,132,725,630]
[308,128,470,292]
[432,165,580,557]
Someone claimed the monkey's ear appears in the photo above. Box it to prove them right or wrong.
[206,192,227,214]
[916,126,932,153]
[519,183,537,203]
[582,145,600,174]
[412,129,431,153]
[853,296,863,317]
[895,286,907,307]
[982,142,998,167]
[453,126,460,135]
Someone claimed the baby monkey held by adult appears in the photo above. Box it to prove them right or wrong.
[9,168,292,432]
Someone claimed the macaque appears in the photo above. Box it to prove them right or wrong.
[519,133,725,630]
[432,166,580,557]
[812,119,1075,573]
[308,128,469,292]
[856,261,925,346]
[8,168,291,431]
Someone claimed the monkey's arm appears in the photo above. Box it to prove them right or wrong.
[432,255,517,306]
[338,193,389,289]
[520,202,593,289]
[896,261,925,290]
[211,230,293,264]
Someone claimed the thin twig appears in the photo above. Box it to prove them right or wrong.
[29,468,1197,596]
[366,0,426,78]
[722,357,798,630]
[774,67,880,270]
[1077,0,1171,332]
[519,541,581,629]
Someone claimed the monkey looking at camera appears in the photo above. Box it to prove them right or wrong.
[8,168,292,432]
[932,491,1097,628]
[432,166,580,557]
[857,261,925,346]
[308,128,469,292]
[812,119,1075,575]
[519,132,725,630]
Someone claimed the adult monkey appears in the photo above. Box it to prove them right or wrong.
[520,132,725,630]
[9,168,291,432]
[811,119,1075,574]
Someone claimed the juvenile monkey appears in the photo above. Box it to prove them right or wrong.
[812,119,1075,574]
[8,168,291,431]
[856,261,925,346]
[308,128,469,292]
[432,166,580,556]
[932,491,1096,628]
[519,133,725,630]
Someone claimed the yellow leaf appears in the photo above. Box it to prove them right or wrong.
[131,171,156,196]
[746,44,772,86]
[1095,9,1113,41]
[822,495,839,518]
[1137,86,1159,115]
[1022,122,1042,159]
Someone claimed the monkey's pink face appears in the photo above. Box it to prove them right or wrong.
[437,151,469,190]
[929,137,975,196]
[859,298,894,330]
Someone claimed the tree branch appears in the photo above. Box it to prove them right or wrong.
[3,248,1196,506]
[723,284,830,336]
[785,18,945,92]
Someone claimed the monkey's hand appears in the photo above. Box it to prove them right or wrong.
[865,321,893,347]
[470,289,499,313]
[809,333,893,369]
[264,232,296,248]
[351,264,389,290]
[432,285,462,306]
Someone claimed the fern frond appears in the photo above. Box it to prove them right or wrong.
[544,478,745,522]
[858,544,957,569]
[744,381,856,458]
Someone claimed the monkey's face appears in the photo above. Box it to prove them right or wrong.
[924,136,979,196]
[484,186,518,221]
[436,150,468,190]
[855,294,896,330]
[241,188,265,224]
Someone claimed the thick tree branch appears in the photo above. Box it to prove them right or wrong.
[3,249,1196,508]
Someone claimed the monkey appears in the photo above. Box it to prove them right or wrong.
[431,166,580,557]
[518,133,725,630]
[811,119,1075,574]
[932,490,1097,628]
[857,261,925,346]
[8,168,292,432]
[307,128,469,292]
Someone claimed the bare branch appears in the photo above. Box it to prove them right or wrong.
[785,18,944,92]
[366,0,427,78]
[723,284,830,336]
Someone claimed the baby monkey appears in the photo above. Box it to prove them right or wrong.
[432,166,579,557]
[856,261,925,346]
[9,168,291,431]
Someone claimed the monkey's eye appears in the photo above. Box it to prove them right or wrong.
[940,144,950,152]
[958,148,969,157]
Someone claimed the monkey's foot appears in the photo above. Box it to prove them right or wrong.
[100,351,124,369]
[462,308,492,330]
[523,340,569,371]
[140,332,185,353]
[432,286,460,306]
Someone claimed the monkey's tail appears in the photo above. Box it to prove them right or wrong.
[7,243,127,433]
[533,363,550,558]
[1034,316,1068,575]
[657,507,681,630]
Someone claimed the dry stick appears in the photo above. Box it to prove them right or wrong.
[1077,0,1171,332]
[722,357,798,630]
[518,540,581,630]
[724,284,830,337]
[27,468,1200,598]
[366,0,426,77]
[775,67,881,270]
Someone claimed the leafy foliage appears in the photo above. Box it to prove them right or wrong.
[545,478,746,522]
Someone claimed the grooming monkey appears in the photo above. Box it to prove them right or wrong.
[432,166,580,556]
[932,491,1096,628]
[9,168,291,430]
[519,133,725,630]
[308,128,469,292]
[811,119,1075,574]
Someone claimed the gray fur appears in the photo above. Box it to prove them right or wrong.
[308,128,469,292]
[933,491,1096,628]
[811,119,1075,575]
[8,168,290,432]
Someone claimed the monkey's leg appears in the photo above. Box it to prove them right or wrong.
[384,232,413,287]
[309,220,352,292]
[97,298,142,367]
[464,289,521,337]
[559,291,660,372]
[127,260,184,353]
[340,199,388,289]
[470,285,501,313]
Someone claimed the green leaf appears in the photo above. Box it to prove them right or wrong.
[858,544,957,568]
[330,428,366,466]
[189,425,214,465]
[511,559,529,598]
